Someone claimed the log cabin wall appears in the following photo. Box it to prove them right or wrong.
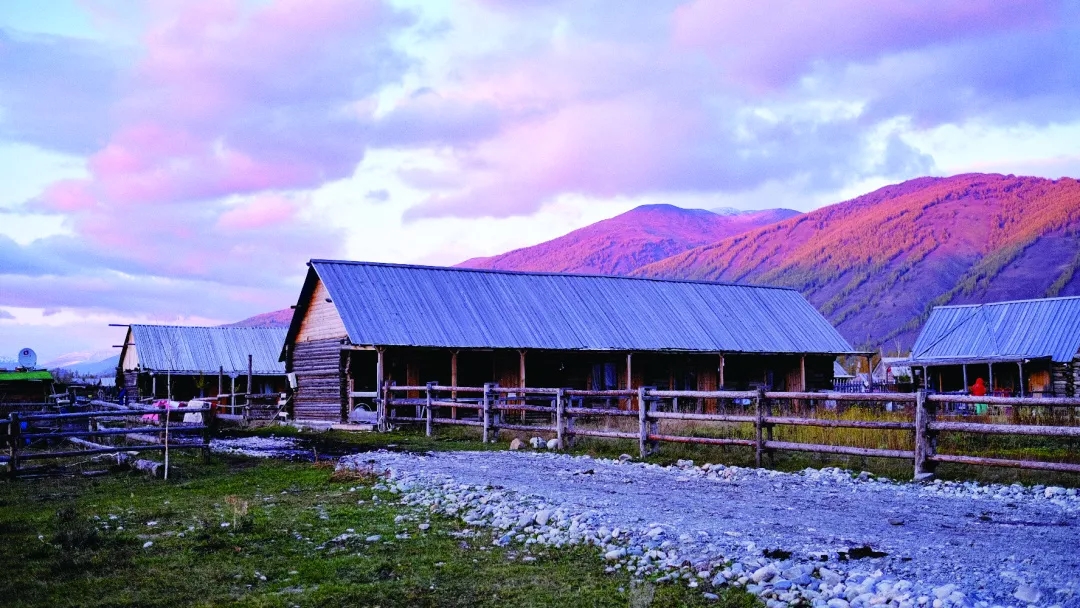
[291,338,345,421]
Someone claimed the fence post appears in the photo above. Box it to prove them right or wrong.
[201,404,215,463]
[555,388,565,450]
[482,383,492,443]
[637,386,648,458]
[425,382,434,437]
[755,388,765,468]
[377,380,387,432]
[648,388,659,453]
[914,389,937,479]
[8,412,19,479]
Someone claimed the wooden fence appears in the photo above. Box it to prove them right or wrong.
[1,401,214,478]
[379,383,1080,479]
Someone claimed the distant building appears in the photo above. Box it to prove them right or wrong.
[118,325,289,401]
[907,296,1080,397]
[873,357,913,383]
[281,260,862,422]
[0,370,54,407]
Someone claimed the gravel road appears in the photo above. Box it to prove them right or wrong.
[344,449,1080,607]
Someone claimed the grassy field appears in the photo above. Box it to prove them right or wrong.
[0,453,758,608]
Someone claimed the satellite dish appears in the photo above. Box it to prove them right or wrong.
[18,348,37,369]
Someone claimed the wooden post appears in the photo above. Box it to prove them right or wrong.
[718,353,725,389]
[152,373,157,399]
[482,382,492,443]
[913,389,936,479]
[376,347,386,432]
[988,363,994,394]
[962,364,968,393]
[451,350,458,419]
[230,376,237,415]
[8,412,19,478]
[648,389,659,453]
[555,387,565,450]
[754,387,765,468]
[247,354,253,403]
[800,355,807,391]
[626,352,633,410]
[425,381,434,437]
[167,371,172,401]
[1018,361,1025,398]
[637,386,647,458]
[518,350,527,421]
[201,404,214,463]
[217,366,224,410]
[346,353,355,420]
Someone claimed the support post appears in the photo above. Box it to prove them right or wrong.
[482,382,492,443]
[754,387,765,468]
[637,386,647,458]
[167,371,172,401]
[247,354,253,403]
[648,388,659,453]
[988,363,994,394]
[230,376,237,415]
[218,366,224,410]
[800,355,807,391]
[718,353,725,389]
[1018,361,1025,398]
[8,412,19,478]
[376,348,386,432]
[913,389,936,479]
[425,381,434,437]
[555,387,565,450]
[451,350,459,419]
[152,373,157,399]
[962,364,968,393]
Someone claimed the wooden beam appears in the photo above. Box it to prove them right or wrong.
[718,353,724,390]
[451,350,459,419]
[800,355,807,391]
[519,350,526,389]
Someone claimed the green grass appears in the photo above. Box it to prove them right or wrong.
[0,454,759,608]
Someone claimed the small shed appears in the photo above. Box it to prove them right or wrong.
[907,296,1080,397]
[0,370,55,407]
[118,325,289,401]
[282,260,862,422]
[873,357,913,383]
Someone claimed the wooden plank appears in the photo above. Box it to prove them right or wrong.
[929,421,1080,437]
[763,441,915,459]
[931,453,1080,473]
[926,394,1080,407]
[762,417,915,430]
[564,407,639,418]
[564,389,636,397]
[767,391,918,402]
[649,411,756,423]
[648,434,756,447]
[651,390,758,399]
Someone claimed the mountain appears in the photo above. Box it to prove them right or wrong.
[634,174,1080,349]
[57,355,121,376]
[223,308,294,328]
[457,204,801,275]
[43,349,119,370]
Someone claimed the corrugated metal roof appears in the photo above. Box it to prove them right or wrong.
[909,296,1080,364]
[303,260,857,354]
[129,325,287,375]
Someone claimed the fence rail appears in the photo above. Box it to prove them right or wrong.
[2,403,215,478]
[379,383,1080,479]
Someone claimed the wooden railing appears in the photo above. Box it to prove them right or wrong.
[380,384,1080,479]
[1,400,214,479]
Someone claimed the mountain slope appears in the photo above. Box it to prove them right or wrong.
[634,174,1080,349]
[457,204,800,275]
[223,309,293,328]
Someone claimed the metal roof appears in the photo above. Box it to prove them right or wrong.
[0,370,53,382]
[127,325,287,375]
[290,260,857,354]
[909,296,1080,365]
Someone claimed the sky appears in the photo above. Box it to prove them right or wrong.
[2,0,1080,364]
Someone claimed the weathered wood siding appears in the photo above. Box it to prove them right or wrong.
[291,338,344,421]
[288,280,350,421]
[1051,357,1078,397]
[297,280,347,343]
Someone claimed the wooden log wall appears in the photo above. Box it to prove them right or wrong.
[291,338,345,421]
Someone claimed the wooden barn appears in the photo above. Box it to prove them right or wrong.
[907,296,1080,397]
[118,325,289,402]
[281,260,860,423]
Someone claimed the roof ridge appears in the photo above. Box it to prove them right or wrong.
[129,324,285,331]
[309,258,799,293]
[932,294,1080,309]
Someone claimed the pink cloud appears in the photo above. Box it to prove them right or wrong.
[671,0,1057,89]
[216,194,300,231]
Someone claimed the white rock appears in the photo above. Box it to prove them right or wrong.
[1013,584,1041,604]
[546,438,560,450]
